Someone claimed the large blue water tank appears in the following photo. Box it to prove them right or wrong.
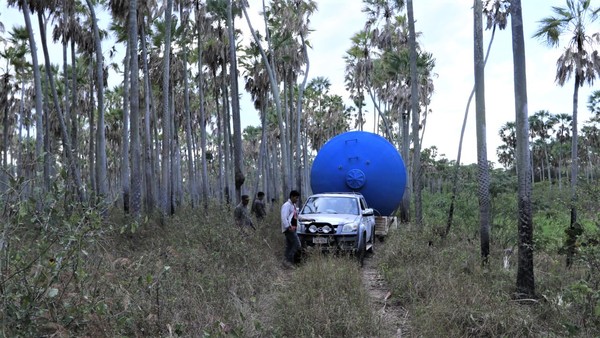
[310,131,406,216]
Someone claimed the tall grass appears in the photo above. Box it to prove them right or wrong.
[272,253,380,337]
[3,179,600,337]
[1,199,383,337]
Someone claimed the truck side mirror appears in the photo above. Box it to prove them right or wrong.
[363,208,374,216]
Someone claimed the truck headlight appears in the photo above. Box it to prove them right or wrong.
[342,222,358,232]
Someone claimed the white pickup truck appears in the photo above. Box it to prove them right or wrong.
[297,192,376,265]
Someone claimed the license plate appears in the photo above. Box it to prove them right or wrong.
[313,237,328,244]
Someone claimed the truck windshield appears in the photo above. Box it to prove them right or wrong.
[301,196,359,215]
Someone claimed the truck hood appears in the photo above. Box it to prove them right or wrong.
[299,214,359,225]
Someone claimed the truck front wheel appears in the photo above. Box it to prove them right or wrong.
[357,235,366,267]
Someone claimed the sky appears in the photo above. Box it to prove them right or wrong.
[242,0,597,165]
[1,0,597,166]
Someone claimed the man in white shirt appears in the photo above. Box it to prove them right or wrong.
[281,190,301,268]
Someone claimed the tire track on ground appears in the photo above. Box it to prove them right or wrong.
[362,248,410,338]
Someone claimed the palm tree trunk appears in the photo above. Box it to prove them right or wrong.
[122,39,131,213]
[87,0,108,200]
[161,0,174,216]
[253,99,267,202]
[21,4,45,203]
[474,0,490,265]
[510,0,535,298]
[88,63,95,194]
[62,0,70,144]
[227,0,245,202]
[70,41,78,155]
[129,0,142,217]
[181,6,196,208]
[221,65,232,204]
[141,23,155,213]
[195,4,209,209]
[242,5,290,196]
[400,105,410,223]
[407,0,422,225]
[38,11,86,204]
[445,23,498,238]
[566,75,581,268]
[296,33,310,195]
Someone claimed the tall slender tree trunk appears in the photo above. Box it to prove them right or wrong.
[22,4,45,202]
[400,106,410,223]
[141,23,155,213]
[511,0,535,298]
[253,99,267,199]
[566,75,581,267]
[407,0,422,225]
[2,71,9,173]
[227,0,245,202]
[129,0,142,217]
[195,3,209,209]
[62,0,70,146]
[38,11,86,203]
[181,7,196,208]
[296,33,309,195]
[87,0,108,200]
[122,40,131,213]
[445,24,498,238]
[221,65,232,204]
[88,63,96,193]
[161,0,174,216]
[474,0,490,265]
[242,5,290,196]
[214,73,224,203]
[70,41,78,155]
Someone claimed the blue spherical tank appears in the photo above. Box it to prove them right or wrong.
[310,131,407,216]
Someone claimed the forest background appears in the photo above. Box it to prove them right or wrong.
[0,0,600,336]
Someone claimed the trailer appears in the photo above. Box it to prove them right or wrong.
[374,216,397,241]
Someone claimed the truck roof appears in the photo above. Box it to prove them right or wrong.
[308,192,364,198]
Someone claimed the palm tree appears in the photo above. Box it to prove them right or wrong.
[497,121,517,168]
[344,30,370,130]
[226,0,244,202]
[553,113,572,189]
[7,0,45,202]
[162,0,174,216]
[588,89,600,116]
[445,0,510,238]
[107,0,131,212]
[406,0,421,225]
[474,0,491,265]
[195,0,210,209]
[533,0,600,267]
[240,1,290,196]
[85,0,108,201]
[36,4,86,203]
[529,110,555,183]
[510,0,535,299]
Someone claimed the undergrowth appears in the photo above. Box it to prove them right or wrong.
[1,195,382,337]
[2,179,600,337]
[377,225,600,337]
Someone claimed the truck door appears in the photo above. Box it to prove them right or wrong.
[360,197,375,240]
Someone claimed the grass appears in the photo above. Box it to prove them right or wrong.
[2,185,600,337]
[377,226,600,337]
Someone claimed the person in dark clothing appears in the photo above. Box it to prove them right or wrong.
[251,191,267,220]
[234,194,255,230]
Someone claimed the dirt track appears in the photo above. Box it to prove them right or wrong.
[362,247,410,337]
